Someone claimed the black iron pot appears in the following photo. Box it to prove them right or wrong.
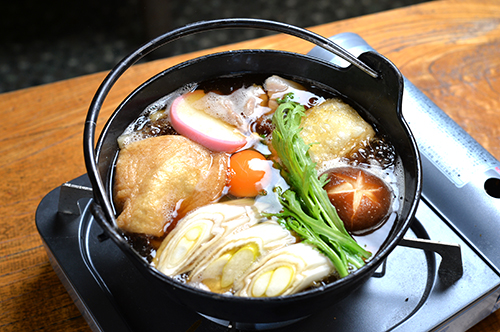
[84,19,422,325]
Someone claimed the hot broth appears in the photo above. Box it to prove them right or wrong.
[112,73,402,297]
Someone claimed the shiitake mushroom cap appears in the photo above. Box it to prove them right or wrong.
[322,166,392,235]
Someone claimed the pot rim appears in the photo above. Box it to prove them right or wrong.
[86,48,421,303]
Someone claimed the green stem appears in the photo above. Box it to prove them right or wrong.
[269,96,372,277]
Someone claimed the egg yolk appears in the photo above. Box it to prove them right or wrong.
[228,150,270,197]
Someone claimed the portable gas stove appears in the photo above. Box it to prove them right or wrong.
[36,34,500,332]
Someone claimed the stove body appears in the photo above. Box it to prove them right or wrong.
[36,34,500,331]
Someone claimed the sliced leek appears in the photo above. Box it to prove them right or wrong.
[154,199,259,276]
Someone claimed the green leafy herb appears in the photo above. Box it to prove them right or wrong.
[270,94,371,277]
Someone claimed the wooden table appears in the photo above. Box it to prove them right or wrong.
[2,0,500,330]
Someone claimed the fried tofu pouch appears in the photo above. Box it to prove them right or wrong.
[300,98,375,165]
[113,135,228,237]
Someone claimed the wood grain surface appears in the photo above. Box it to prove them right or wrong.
[1,0,500,330]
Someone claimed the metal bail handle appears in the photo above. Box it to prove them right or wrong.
[84,18,380,226]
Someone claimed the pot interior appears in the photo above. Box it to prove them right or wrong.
[89,49,421,323]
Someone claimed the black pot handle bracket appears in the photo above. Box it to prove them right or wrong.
[371,238,462,286]
[399,237,463,286]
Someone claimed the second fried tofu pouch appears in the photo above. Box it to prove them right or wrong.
[300,98,375,166]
